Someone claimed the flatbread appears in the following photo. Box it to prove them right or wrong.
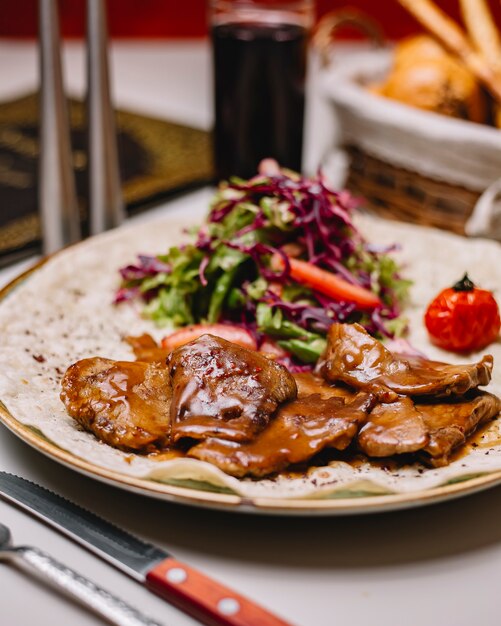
[1,211,501,499]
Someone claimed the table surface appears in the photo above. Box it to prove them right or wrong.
[1,40,501,626]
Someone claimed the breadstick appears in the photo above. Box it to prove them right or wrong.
[397,0,501,101]
[460,0,501,73]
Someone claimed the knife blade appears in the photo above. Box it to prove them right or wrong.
[0,472,292,626]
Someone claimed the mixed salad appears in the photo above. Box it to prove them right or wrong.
[117,163,410,368]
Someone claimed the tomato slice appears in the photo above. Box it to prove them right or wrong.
[259,338,289,359]
[161,323,257,352]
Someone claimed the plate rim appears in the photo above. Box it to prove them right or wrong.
[2,248,501,516]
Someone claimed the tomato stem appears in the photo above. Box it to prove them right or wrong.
[452,273,475,292]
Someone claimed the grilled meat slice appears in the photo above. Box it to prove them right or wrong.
[294,372,355,401]
[125,334,168,364]
[419,392,501,466]
[167,334,297,443]
[59,326,500,474]
[188,392,374,477]
[60,357,171,451]
[358,397,429,457]
[358,392,500,463]
[319,323,493,401]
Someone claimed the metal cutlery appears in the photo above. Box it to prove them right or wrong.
[38,0,81,254]
[0,472,293,626]
[38,0,124,255]
[86,0,125,235]
[0,521,162,626]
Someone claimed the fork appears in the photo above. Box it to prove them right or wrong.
[0,522,162,626]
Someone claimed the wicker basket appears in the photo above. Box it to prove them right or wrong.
[317,36,501,239]
[345,146,481,235]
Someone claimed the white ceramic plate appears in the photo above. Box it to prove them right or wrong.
[1,211,501,515]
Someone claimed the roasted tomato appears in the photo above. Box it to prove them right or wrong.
[425,274,500,352]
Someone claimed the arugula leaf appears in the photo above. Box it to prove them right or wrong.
[385,316,408,337]
[209,202,257,241]
[278,338,327,363]
[281,283,314,303]
[227,287,246,309]
[207,244,247,273]
[145,286,195,327]
[260,197,295,230]
[246,277,268,300]
[208,267,239,323]
[256,304,322,341]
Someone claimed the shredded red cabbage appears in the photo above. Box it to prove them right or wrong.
[116,164,410,364]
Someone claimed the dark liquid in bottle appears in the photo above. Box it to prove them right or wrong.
[212,21,307,180]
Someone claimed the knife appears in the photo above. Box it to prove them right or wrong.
[0,472,292,626]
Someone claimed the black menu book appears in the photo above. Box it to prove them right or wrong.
[0,93,214,267]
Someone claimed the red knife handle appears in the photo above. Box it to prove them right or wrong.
[146,557,293,626]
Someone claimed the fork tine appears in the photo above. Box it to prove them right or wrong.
[86,0,125,235]
[38,0,81,254]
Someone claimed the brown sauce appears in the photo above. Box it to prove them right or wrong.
[60,357,171,451]
[321,323,493,401]
[294,372,355,401]
[188,392,374,478]
[447,418,501,463]
[147,449,185,461]
[125,334,169,364]
[61,332,501,478]
[469,419,501,448]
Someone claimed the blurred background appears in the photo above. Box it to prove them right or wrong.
[2,0,501,266]
[2,0,500,39]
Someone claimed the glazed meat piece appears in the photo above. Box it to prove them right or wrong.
[294,372,355,401]
[358,392,500,464]
[358,397,429,457]
[419,392,501,466]
[188,392,374,478]
[319,323,493,401]
[168,334,297,443]
[61,357,171,451]
[125,334,168,365]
